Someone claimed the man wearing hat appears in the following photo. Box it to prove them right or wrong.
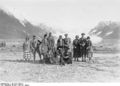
[30,35,38,62]
[79,33,86,62]
[47,32,55,63]
[73,35,80,61]
[57,35,65,65]
[47,32,55,51]
[63,33,72,64]
[63,33,71,52]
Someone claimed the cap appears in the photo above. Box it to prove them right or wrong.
[81,33,85,35]
[87,36,90,39]
[33,35,36,37]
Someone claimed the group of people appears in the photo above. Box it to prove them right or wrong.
[72,33,93,62]
[23,32,93,65]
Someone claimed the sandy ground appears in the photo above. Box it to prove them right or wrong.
[0,50,120,82]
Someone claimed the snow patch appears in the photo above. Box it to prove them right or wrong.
[96,31,102,35]
[91,29,97,33]
[19,20,26,27]
[90,35,102,44]
[105,31,113,36]
[22,30,26,33]
[54,31,102,44]
[20,21,25,27]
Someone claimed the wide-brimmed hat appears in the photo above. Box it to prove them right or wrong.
[81,33,85,35]
[33,35,36,37]
[87,36,90,39]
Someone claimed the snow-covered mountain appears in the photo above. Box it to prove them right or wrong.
[89,21,120,52]
[88,21,120,52]
[89,21,120,40]
[0,8,51,39]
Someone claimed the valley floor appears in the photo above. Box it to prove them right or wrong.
[0,51,120,82]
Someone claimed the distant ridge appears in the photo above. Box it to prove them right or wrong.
[0,8,52,39]
[89,21,120,40]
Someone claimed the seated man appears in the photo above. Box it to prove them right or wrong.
[63,49,72,64]
[63,34,72,64]
[57,35,65,65]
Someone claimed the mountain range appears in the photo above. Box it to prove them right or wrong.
[89,21,120,40]
[0,8,120,43]
[0,9,52,39]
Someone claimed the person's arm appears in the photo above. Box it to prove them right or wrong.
[69,38,71,44]
[90,40,93,48]
[62,39,65,47]
[23,42,25,52]
[73,40,75,48]
[52,37,55,47]
[78,39,81,46]
[35,40,38,48]
[30,40,34,51]
[57,40,59,48]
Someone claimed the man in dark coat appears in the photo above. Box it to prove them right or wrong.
[79,33,86,62]
[63,34,71,52]
[57,35,64,52]
[41,34,49,63]
[73,35,80,61]
[30,35,38,62]
[63,34,72,64]
[57,35,65,65]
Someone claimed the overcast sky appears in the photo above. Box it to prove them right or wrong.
[0,0,120,35]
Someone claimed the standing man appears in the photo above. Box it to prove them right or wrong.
[47,32,55,52]
[63,34,71,52]
[30,35,37,62]
[73,35,80,61]
[57,35,65,65]
[47,32,55,63]
[41,34,49,63]
[79,33,86,62]
[36,40,42,62]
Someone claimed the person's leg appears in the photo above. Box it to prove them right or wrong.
[84,49,87,62]
[80,48,83,62]
[75,49,78,61]
[73,49,76,61]
[33,50,36,62]
[25,51,29,61]
[37,50,41,62]
[60,56,65,65]
[28,52,31,61]
[60,49,65,65]
[43,53,46,64]
[81,50,84,62]
[89,52,93,61]
[23,51,25,60]
[23,52,27,61]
